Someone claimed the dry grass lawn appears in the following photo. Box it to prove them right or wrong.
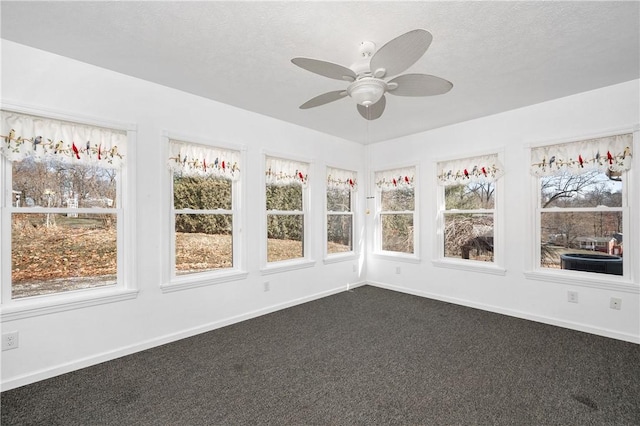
[12,227,350,298]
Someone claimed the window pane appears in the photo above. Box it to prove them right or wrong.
[13,157,117,208]
[381,188,414,211]
[11,213,117,299]
[266,183,302,211]
[445,182,495,210]
[540,211,623,274]
[327,187,351,212]
[381,213,413,253]
[444,213,494,261]
[267,214,303,262]
[327,214,353,254]
[173,174,231,210]
[175,214,232,274]
[540,170,623,208]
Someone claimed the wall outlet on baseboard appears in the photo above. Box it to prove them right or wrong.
[2,331,19,351]
[567,291,578,303]
[610,297,622,310]
[263,281,270,292]
[395,267,401,275]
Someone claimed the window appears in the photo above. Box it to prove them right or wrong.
[530,133,633,280]
[374,167,416,256]
[436,153,504,267]
[1,109,128,301]
[326,167,357,257]
[168,140,241,279]
[265,156,309,263]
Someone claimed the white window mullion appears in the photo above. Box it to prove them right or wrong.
[175,209,234,215]
[266,210,304,216]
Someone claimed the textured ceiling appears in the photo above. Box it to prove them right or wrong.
[1,1,639,144]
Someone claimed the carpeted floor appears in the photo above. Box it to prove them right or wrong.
[2,285,639,425]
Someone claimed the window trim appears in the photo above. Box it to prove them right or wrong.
[161,132,247,293]
[0,102,138,320]
[524,127,639,292]
[261,152,314,273]
[373,164,419,261]
[432,150,506,274]
[324,165,358,262]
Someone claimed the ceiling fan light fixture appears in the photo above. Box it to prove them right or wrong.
[293,29,452,119]
[347,78,386,106]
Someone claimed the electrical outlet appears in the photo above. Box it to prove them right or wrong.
[610,297,622,310]
[395,267,401,274]
[568,291,579,303]
[263,281,270,292]
[2,331,19,351]
[352,264,357,273]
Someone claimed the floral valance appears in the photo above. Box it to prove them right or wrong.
[530,133,633,177]
[266,156,309,186]
[437,153,504,186]
[1,110,126,169]
[375,166,415,190]
[168,139,240,180]
[327,167,357,191]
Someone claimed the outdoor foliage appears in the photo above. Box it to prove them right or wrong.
[380,187,414,253]
[540,170,623,248]
[11,213,117,298]
[173,175,232,234]
[540,170,623,271]
[445,182,494,210]
[266,183,303,241]
[175,232,232,274]
[381,214,413,253]
[443,183,494,260]
[327,187,352,249]
[13,157,116,208]
[327,215,352,250]
[444,213,494,261]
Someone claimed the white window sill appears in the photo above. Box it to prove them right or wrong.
[371,252,421,264]
[432,258,506,276]
[323,252,359,264]
[1,287,139,322]
[161,270,249,293]
[260,259,316,275]
[524,270,639,293]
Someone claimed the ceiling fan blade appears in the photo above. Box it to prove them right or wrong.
[300,90,348,109]
[291,57,356,81]
[387,74,453,96]
[370,29,433,78]
[357,95,386,120]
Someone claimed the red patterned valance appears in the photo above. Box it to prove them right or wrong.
[530,133,633,176]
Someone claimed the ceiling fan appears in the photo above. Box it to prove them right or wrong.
[291,29,453,120]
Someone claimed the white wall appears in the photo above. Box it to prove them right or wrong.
[0,41,366,390]
[365,79,640,342]
[1,40,638,391]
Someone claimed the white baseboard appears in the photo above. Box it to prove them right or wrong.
[1,282,366,392]
[366,280,640,344]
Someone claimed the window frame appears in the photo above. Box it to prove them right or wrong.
[324,166,358,263]
[261,153,314,274]
[433,151,506,275]
[161,133,247,293]
[524,128,638,292]
[0,103,138,321]
[372,165,419,262]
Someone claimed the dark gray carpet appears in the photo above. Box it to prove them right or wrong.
[2,285,639,425]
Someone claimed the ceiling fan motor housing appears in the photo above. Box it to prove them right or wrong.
[347,77,387,106]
